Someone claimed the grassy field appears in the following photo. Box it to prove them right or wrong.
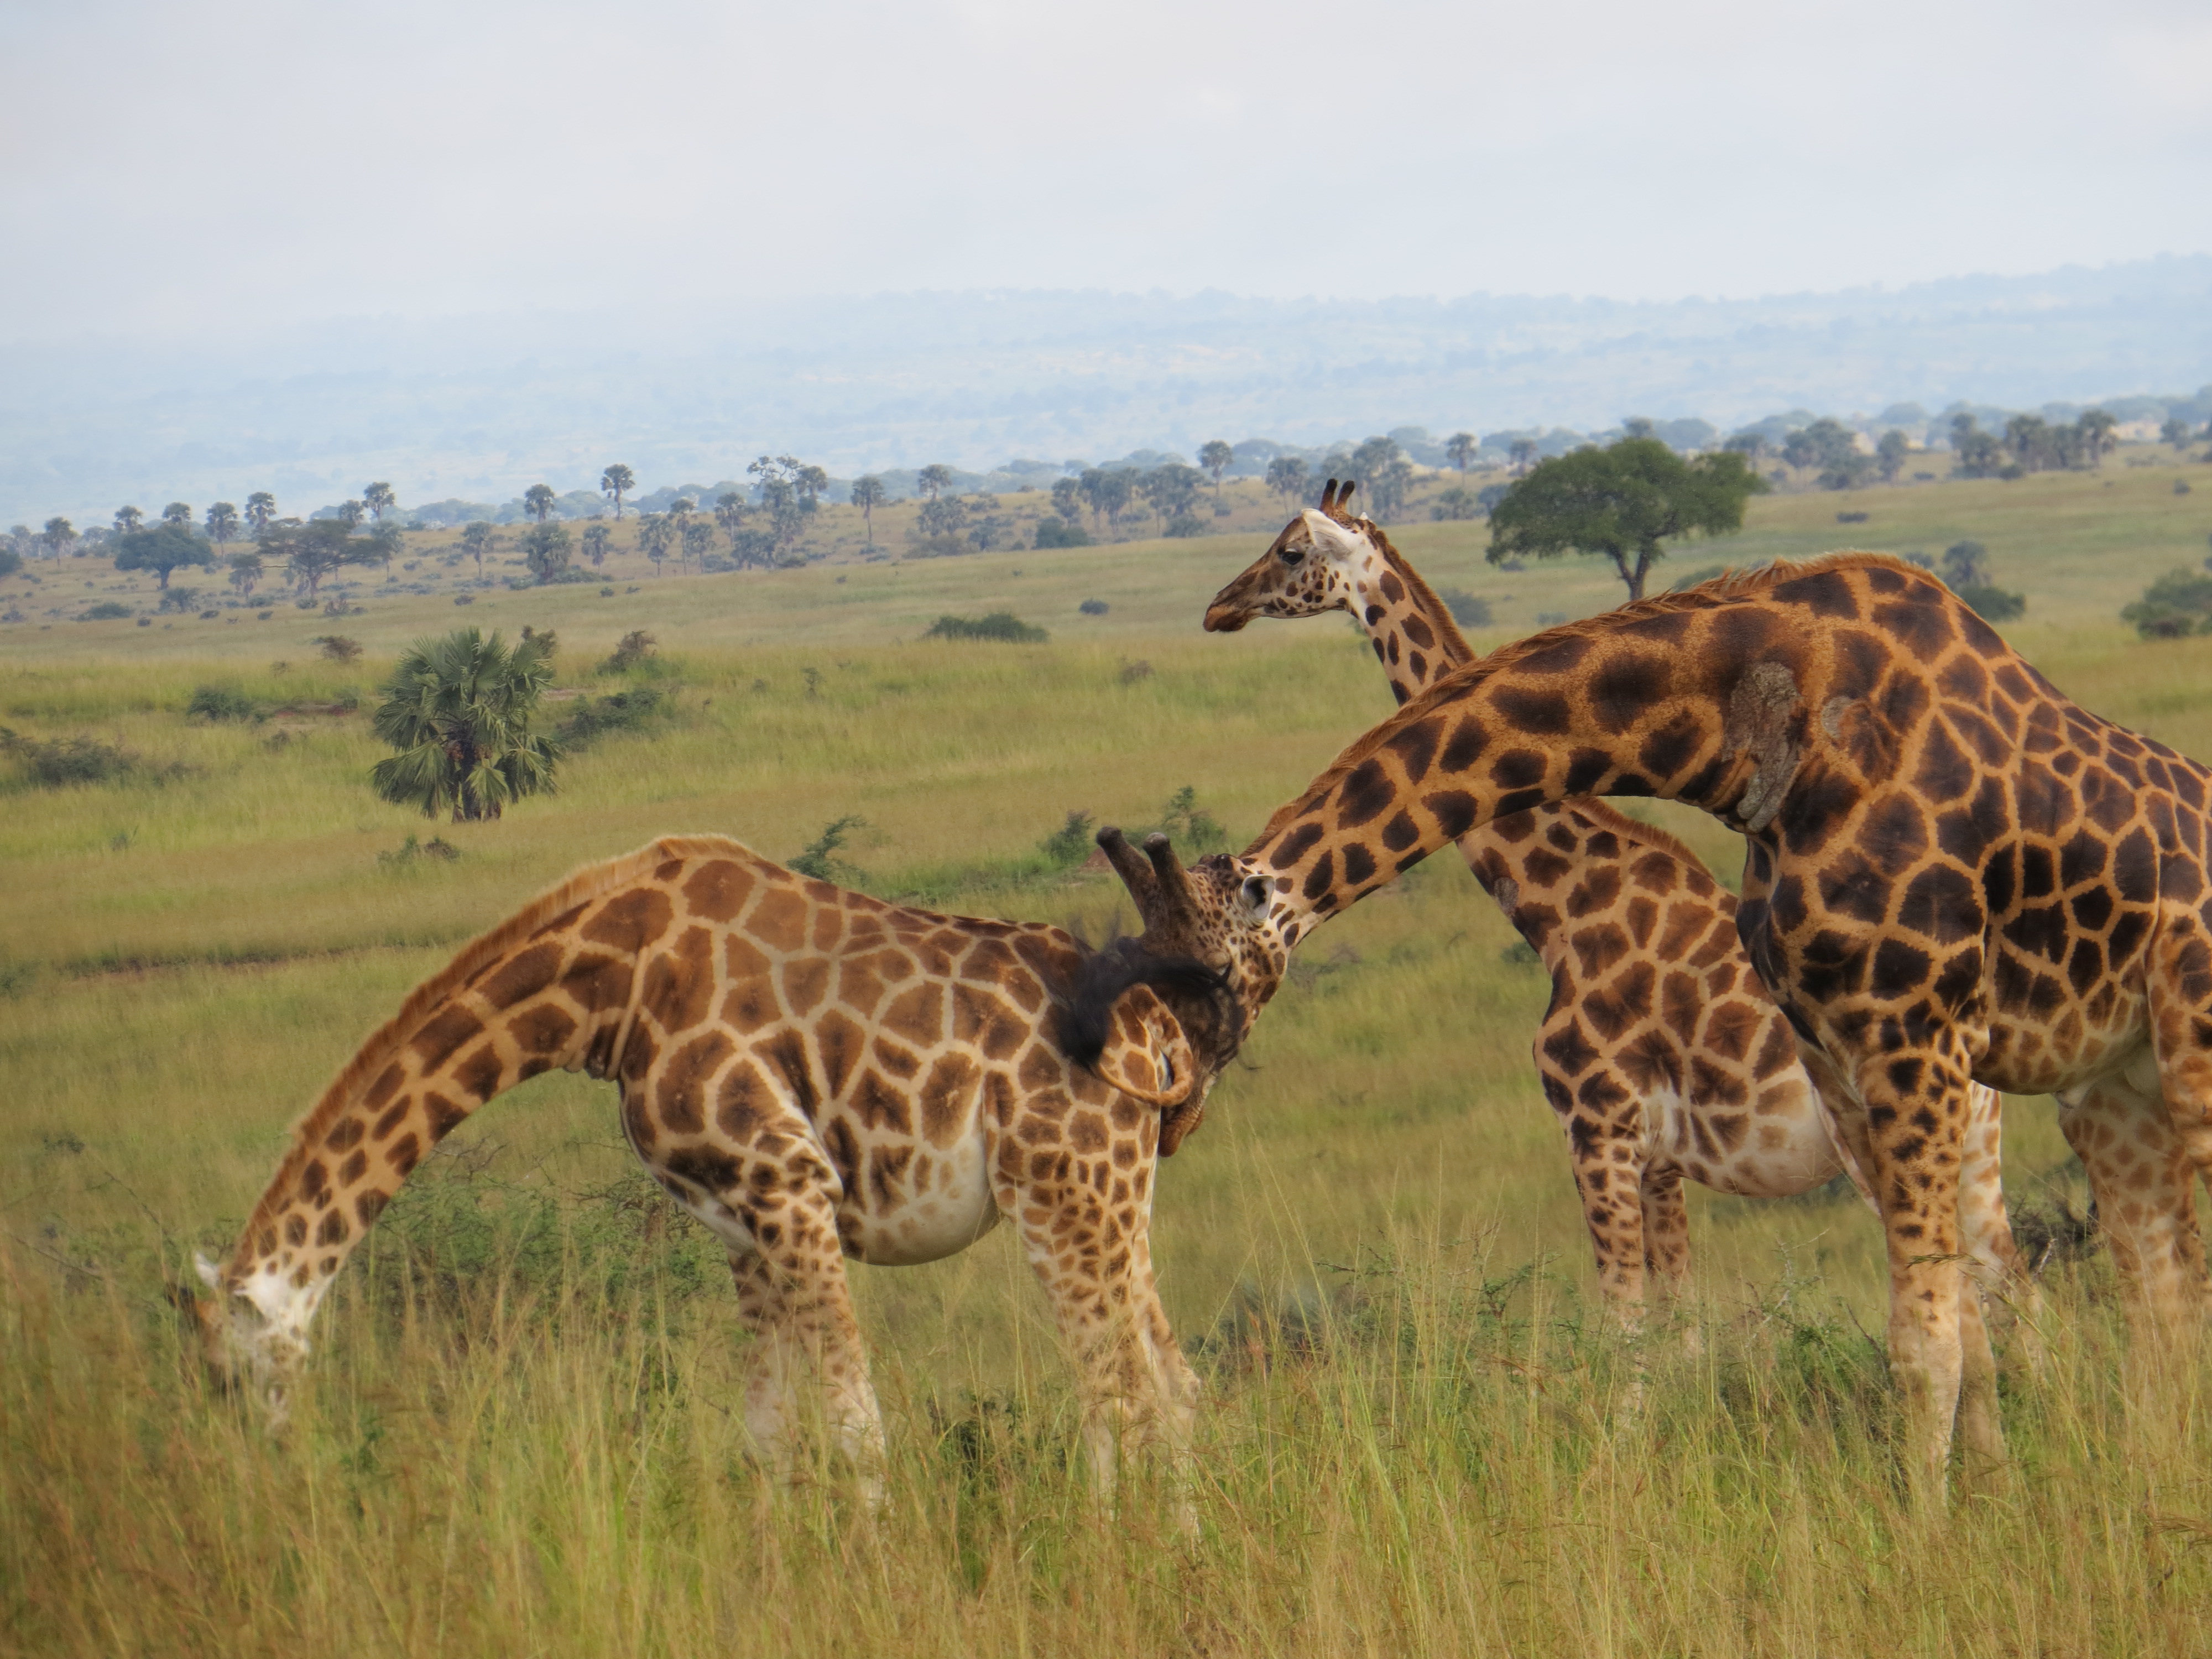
[4,452,2212,1655]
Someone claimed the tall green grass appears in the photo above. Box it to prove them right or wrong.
[6,457,2212,1653]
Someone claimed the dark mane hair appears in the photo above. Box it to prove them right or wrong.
[1061,936,1238,1070]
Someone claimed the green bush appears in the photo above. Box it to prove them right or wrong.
[186,685,259,722]
[1162,513,1208,539]
[2122,570,2212,639]
[923,612,1047,643]
[1034,517,1092,549]
[1954,583,2026,623]
[559,686,667,747]
[1038,810,1095,867]
[79,602,133,621]
[1435,588,1491,628]
[0,728,180,789]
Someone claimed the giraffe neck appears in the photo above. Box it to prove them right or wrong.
[1348,527,1476,706]
[1249,586,1792,940]
[217,869,665,1343]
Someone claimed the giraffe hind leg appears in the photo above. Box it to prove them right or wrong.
[2059,1079,2209,1337]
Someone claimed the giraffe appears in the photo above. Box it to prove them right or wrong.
[1223,549,2212,1489]
[1200,484,2030,1329]
[187,834,1247,1497]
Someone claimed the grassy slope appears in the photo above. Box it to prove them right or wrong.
[4,451,2211,1655]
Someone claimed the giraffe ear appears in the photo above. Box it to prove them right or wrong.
[1092,981,1199,1124]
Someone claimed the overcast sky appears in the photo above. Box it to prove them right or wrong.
[4,0,2209,346]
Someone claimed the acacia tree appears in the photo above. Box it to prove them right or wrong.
[244,492,276,533]
[1487,437,1768,602]
[1875,430,1911,484]
[1198,440,1234,507]
[114,505,144,533]
[227,551,263,596]
[265,519,379,599]
[601,464,635,518]
[523,484,557,523]
[849,475,885,545]
[162,502,193,528]
[1265,455,1308,512]
[337,500,367,529]
[363,482,396,522]
[42,517,77,559]
[113,523,212,589]
[369,628,561,822]
[1446,432,1478,474]
[206,501,240,552]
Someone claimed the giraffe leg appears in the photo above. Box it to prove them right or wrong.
[724,1240,886,1498]
[1849,1044,1975,1502]
[1542,1055,1651,1322]
[1958,1082,2043,1371]
[1640,1163,1691,1302]
[2059,1079,2209,1337]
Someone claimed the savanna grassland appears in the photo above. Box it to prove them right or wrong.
[6,452,2212,1657]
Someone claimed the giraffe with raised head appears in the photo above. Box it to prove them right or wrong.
[1200,483,2028,1322]
[1220,549,2212,1489]
[187,835,1244,1495]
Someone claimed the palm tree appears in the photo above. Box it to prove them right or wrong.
[1446,432,1478,474]
[363,482,396,521]
[601,464,635,518]
[369,629,561,823]
[581,523,611,567]
[337,500,367,529]
[666,498,694,570]
[849,476,885,545]
[2076,408,2117,467]
[206,501,239,552]
[523,484,557,523]
[162,502,194,528]
[42,517,76,559]
[916,464,954,502]
[245,492,276,533]
[1199,440,1234,507]
[114,505,144,533]
[1265,455,1307,512]
[461,521,495,577]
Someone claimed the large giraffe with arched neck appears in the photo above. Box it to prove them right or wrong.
[1231,550,2212,1490]
[1202,484,2028,1324]
[187,835,1258,1497]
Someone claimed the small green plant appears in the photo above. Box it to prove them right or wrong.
[1039,810,1095,867]
[0,728,179,789]
[186,685,259,722]
[311,634,362,662]
[1078,598,1109,616]
[923,612,1047,643]
[79,602,133,621]
[377,833,462,868]
[789,815,867,884]
[1150,785,1226,854]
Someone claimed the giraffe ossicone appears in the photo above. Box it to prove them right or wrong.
[1235,547,2212,1494]
[189,834,1267,1496]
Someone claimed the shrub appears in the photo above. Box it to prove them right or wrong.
[924,612,1047,643]
[1435,588,1491,628]
[377,833,461,868]
[186,685,259,722]
[311,634,363,662]
[1431,487,1480,521]
[1954,583,2026,623]
[1835,510,1869,524]
[80,602,133,621]
[1078,598,1109,616]
[789,815,867,884]
[1039,810,1095,867]
[1162,513,1208,539]
[2122,570,2212,639]
[0,728,179,789]
[601,629,656,672]
[559,686,667,747]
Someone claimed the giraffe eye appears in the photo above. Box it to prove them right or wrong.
[1239,875,1271,917]
[1279,546,1305,566]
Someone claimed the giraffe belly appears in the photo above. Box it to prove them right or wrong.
[836,1134,1000,1266]
[1653,1079,1845,1196]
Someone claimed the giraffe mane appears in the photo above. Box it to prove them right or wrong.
[1358,517,1478,666]
[1246,550,1936,851]
[1559,799,1717,878]
[233,833,750,1273]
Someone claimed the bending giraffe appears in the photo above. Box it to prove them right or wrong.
[186,836,1251,1495]
[1200,483,2028,1318]
[1226,551,2212,1490]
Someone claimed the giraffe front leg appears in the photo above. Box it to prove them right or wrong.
[1958,1082,2043,1373]
[1542,1056,1651,1322]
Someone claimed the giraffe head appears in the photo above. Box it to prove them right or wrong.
[185,1250,313,1426]
[1094,827,1287,1041]
[1203,479,1378,633]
